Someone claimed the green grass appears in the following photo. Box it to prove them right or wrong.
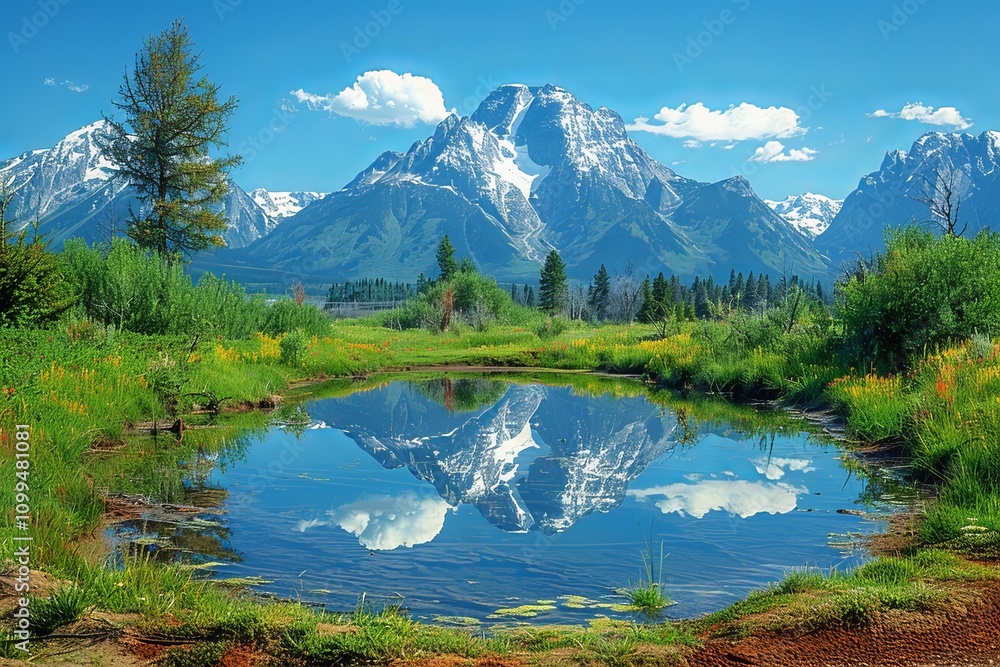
[2,302,999,664]
[692,549,998,637]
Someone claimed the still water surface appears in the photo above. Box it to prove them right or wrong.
[113,376,903,623]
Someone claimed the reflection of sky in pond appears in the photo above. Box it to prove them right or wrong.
[297,492,453,550]
[193,379,901,623]
[629,480,804,519]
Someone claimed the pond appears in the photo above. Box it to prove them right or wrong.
[109,374,908,624]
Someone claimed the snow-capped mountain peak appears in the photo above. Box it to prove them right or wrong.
[765,192,843,238]
[250,189,326,230]
[246,82,832,281]
[1,122,274,248]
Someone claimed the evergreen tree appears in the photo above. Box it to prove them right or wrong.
[525,285,536,308]
[733,271,746,307]
[459,256,476,274]
[744,272,757,310]
[693,278,711,319]
[652,272,669,313]
[0,190,74,327]
[98,19,240,260]
[637,276,656,323]
[587,264,611,321]
[538,250,569,314]
[757,274,772,309]
[436,235,458,281]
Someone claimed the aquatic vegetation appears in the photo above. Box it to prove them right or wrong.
[488,602,558,618]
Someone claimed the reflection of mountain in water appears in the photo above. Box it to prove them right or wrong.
[310,380,679,534]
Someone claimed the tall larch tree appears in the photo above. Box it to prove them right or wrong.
[99,19,240,260]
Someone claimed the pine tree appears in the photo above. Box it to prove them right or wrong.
[436,235,458,281]
[637,276,655,323]
[538,250,569,314]
[587,264,611,321]
[98,19,240,260]
[459,256,476,274]
[757,274,772,309]
[744,272,757,310]
[525,286,536,308]
[0,189,74,327]
[652,272,669,312]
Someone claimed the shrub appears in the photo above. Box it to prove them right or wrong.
[0,197,75,327]
[279,330,308,366]
[60,239,330,337]
[838,227,1000,370]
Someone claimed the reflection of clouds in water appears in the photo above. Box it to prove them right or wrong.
[752,457,815,480]
[295,492,452,550]
[629,480,804,519]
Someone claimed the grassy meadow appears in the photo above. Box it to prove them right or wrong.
[1,229,1000,664]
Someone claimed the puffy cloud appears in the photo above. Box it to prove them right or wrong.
[627,102,805,141]
[628,480,803,519]
[752,457,816,480]
[292,70,450,127]
[296,491,452,550]
[869,103,972,130]
[748,141,819,163]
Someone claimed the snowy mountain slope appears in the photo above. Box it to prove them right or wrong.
[818,131,1000,263]
[244,84,830,281]
[250,189,326,231]
[765,193,842,238]
[0,121,273,248]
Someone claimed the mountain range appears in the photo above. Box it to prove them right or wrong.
[816,131,1000,265]
[0,121,305,249]
[240,84,829,282]
[3,86,999,284]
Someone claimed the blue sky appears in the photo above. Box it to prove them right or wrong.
[2,0,998,200]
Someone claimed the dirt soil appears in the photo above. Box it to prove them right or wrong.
[684,580,1000,667]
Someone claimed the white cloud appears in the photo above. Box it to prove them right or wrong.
[627,102,805,142]
[752,457,816,481]
[43,78,88,93]
[296,491,452,550]
[749,141,819,163]
[869,103,972,130]
[629,480,803,519]
[292,70,450,127]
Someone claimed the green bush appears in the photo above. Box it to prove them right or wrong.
[60,239,330,337]
[839,227,1000,370]
[279,329,308,365]
[0,205,75,328]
